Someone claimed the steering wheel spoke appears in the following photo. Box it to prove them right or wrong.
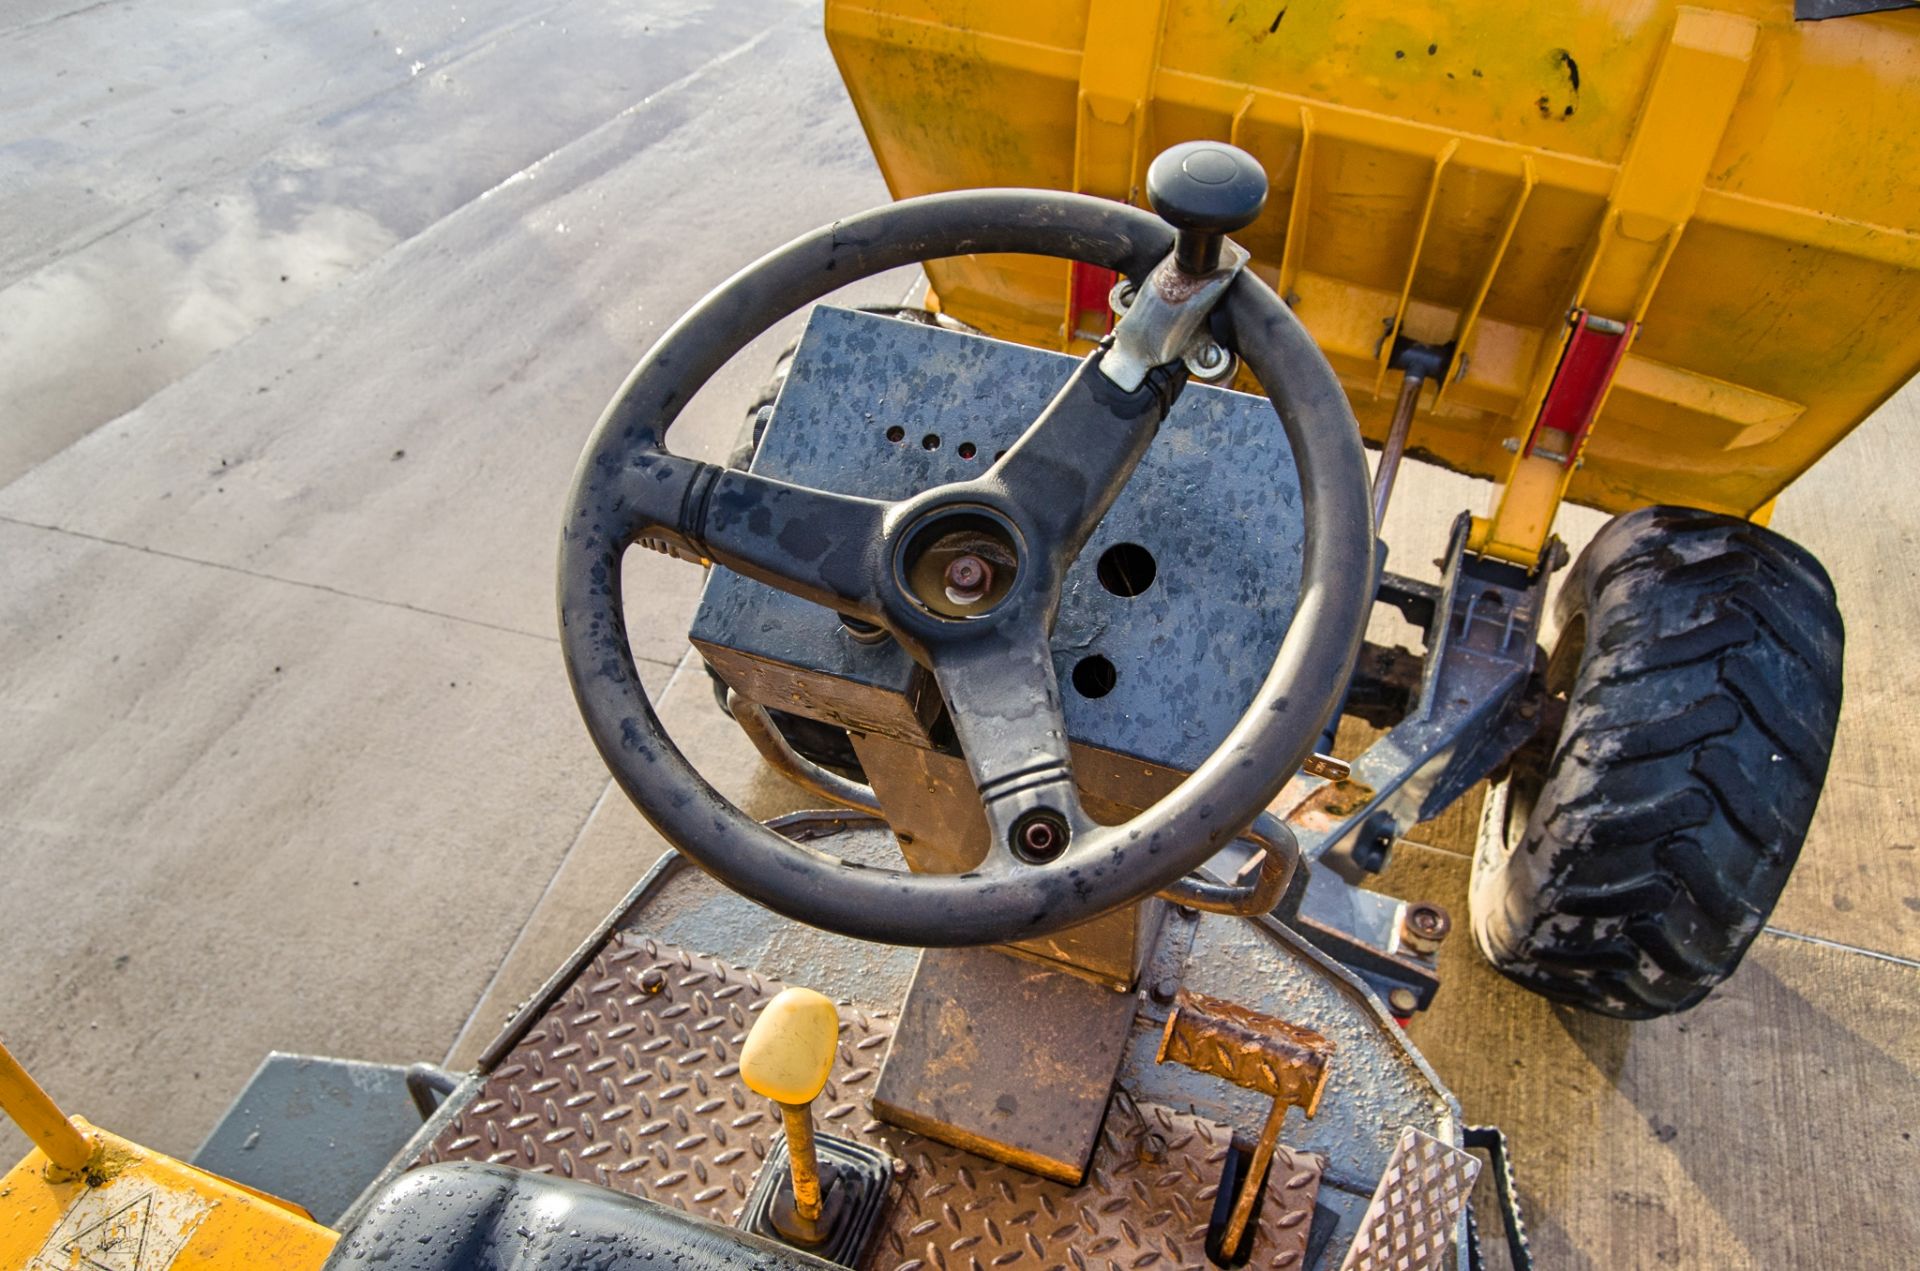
[986,352,1176,566]
[926,610,1089,865]
[600,450,891,618]
[697,467,891,618]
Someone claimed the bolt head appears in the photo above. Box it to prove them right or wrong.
[943,554,992,600]
[1009,810,1071,862]
[1398,902,1452,956]
[1407,902,1451,939]
[1185,340,1232,379]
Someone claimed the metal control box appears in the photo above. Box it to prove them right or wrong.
[691,305,1308,789]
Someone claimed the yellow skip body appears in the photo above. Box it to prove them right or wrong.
[826,0,1920,565]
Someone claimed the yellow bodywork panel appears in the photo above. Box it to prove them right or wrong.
[825,0,1920,564]
[0,1121,336,1271]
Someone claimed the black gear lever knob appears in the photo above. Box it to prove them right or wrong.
[1146,142,1268,276]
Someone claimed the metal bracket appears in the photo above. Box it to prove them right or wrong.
[1286,513,1558,881]
[1101,240,1248,391]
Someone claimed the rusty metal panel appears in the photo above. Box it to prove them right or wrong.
[869,947,1137,1185]
[846,737,1164,987]
[1336,1127,1479,1271]
[421,937,855,1218]
[878,1093,1324,1271]
[424,937,1324,1269]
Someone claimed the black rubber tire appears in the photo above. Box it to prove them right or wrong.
[1470,505,1844,1018]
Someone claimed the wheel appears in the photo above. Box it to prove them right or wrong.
[1470,505,1844,1017]
[558,151,1377,947]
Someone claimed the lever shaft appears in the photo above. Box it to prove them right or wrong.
[0,1038,94,1175]
[777,1100,823,1221]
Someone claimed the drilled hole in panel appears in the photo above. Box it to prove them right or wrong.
[1096,543,1157,597]
[1072,655,1117,699]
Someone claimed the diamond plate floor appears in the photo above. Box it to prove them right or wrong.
[425,937,1324,1270]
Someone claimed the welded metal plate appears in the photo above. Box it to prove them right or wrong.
[870,946,1138,1184]
[690,306,1305,773]
[423,937,1324,1269]
[1336,1127,1479,1271]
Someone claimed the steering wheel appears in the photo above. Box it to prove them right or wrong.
[558,151,1373,947]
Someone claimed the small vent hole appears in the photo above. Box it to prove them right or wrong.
[1096,543,1158,597]
[1072,655,1118,699]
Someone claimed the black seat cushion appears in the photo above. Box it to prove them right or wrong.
[323,1162,835,1271]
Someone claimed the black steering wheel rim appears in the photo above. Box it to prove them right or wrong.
[558,189,1373,947]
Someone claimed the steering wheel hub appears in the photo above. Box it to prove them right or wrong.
[896,505,1023,620]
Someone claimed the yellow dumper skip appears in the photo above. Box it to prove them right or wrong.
[826,0,1920,564]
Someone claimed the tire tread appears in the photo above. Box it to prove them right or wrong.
[1473,505,1843,1017]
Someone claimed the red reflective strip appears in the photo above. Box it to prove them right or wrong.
[1069,262,1119,338]
[1527,311,1633,461]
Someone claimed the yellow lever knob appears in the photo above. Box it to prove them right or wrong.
[740,987,840,1106]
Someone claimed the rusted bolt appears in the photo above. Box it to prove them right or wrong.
[1400,902,1452,955]
[1388,987,1419,1017]
[1149,977,1180,1006]
[944,554,992,602]
[638,968,667,995]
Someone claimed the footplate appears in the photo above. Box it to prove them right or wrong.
[421,937,1325,1268]
[1337,1127,1480,1271]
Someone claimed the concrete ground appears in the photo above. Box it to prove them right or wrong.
[1,3,1914,1266]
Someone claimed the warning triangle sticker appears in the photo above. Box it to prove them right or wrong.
[59,1193,152,1271]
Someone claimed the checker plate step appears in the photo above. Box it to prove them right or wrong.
[423,935,1325,1269]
